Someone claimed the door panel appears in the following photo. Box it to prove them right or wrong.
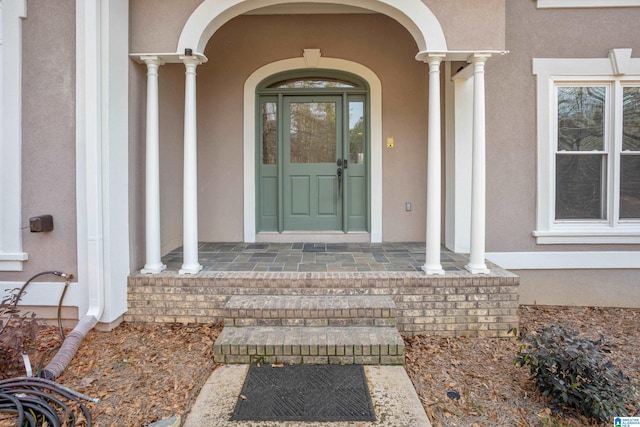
[290,176,311,215]
[318,175,338,215]
[284,96,342,230]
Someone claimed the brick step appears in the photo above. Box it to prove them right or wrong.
[213,326,405,365]
[223,295,397,327]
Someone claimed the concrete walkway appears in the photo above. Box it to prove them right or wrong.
[184,365,432,427]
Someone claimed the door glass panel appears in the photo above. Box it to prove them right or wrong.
[349,101,365,164]
[270,78,356,89]
[289,102,336,163]
[623,87,640,151]
[557,86,606,152]
[261,102,277,165]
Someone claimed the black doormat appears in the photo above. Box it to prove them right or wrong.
[231,364,376,422]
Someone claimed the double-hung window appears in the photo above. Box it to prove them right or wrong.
[533,50,640,243]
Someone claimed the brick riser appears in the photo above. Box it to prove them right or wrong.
[126,270,520,338]
[213,326,405,365]
[224,295,397,327]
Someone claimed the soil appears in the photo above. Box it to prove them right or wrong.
[1,306,639,426]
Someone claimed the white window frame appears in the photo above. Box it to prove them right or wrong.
[0,0,28,270]
[533,50,640,244]
[538,0,640,8]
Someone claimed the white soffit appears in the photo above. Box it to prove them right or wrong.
[246,4,375,14]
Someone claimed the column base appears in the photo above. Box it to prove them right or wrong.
[421,264,445,275]
[141,263,167,274]
[465,263,490,275]
[179,263,203,275]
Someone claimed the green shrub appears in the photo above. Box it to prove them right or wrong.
[515,322,637,423]
[0,289,42,378]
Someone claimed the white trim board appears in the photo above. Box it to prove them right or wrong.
[0,0,28,271]
[486,251,640,270]
[0,281,82,307]
[538,0,640,8]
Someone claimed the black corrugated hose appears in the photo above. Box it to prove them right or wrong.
[0,271,98,426]
[0,377,97,426]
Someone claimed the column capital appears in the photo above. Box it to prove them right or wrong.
[468,52,492,64]
[140,55,165,67]
[180,56,202,67]
[421,53,446,65]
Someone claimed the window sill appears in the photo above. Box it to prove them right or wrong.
[533,230,640,244]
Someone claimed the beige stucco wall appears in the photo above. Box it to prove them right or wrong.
[3,0,78,281]
[485,1,640,253]
[425,0,505,52]
[130,0,203,53]
[517,270,640,308]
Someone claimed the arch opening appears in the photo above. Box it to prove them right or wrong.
[177,0,447,56]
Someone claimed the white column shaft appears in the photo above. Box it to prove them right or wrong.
[179,58,203,274]
[466,55,490,274]
[423,56,445,275]
[142,58,166,274]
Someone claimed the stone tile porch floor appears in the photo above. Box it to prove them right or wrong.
[161,242,469,273]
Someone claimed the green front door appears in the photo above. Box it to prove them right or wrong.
[256,71,369,234]
[283,96,343,230]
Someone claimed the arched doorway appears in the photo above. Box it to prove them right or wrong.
[242,53,383,242]
[256,70,369,233]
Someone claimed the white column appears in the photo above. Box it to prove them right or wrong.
[141,57,166,274]
[179,57,203,275]
[422,55,445,275]
[465,54,491,274]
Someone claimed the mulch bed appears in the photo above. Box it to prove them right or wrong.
[405,305,640,427]
[1,306,638,426]
[2,322,222,427]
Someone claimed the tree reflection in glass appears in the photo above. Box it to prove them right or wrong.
[556,86,607,220]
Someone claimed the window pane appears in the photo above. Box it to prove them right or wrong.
[349,101,365,164]
[557,86,606,152]
[623,87,640,151]
[289,102,336,164]
[620,155,640,219]
[556,154,606,219]
[270,78,356,89]
[262,102,277,165]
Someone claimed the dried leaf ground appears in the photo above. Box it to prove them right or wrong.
[2,306,639,426]
[405,306,640,427]
[2,322,222,427]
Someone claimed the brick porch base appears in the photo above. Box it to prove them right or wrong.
[126,268,519,337]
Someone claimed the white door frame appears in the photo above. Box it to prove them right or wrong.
[243,51,383,242]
